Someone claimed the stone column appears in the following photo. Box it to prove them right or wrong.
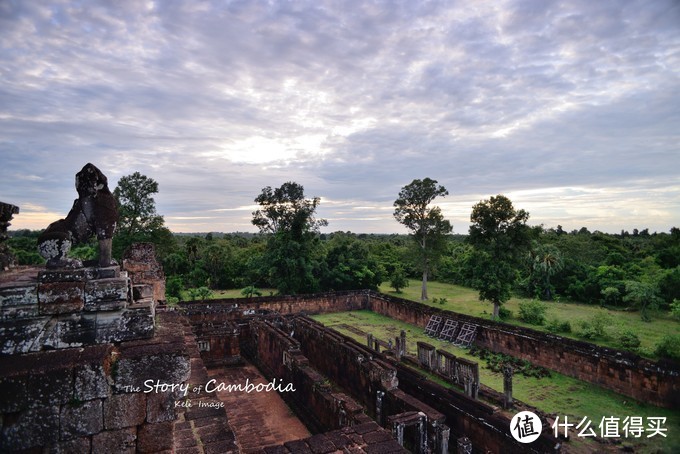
[374,339,381,353]
[367,333,374,348]
[503,364,514,409]
[400,330,406,356]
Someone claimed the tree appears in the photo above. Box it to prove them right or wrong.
[393,178,452,300]
[530,243,564,300]
[389,266,409,293]
[113,172,164,236]
[112,172,173,258]
[320,233,384,291]
[468,195,530,319]
[252,182,327,294]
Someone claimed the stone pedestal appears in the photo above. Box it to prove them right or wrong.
[0,265,154,355]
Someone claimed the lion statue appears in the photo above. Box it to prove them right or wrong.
[38,163,119,268]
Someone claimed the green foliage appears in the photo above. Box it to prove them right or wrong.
[498,306,513,320]
[622,280,662,321]
[187,286,212,301]
[252,182,326,295]
[654,334,680,361]
[389,266,410,293]
[393,178,452,301]
[670,299,680,320]
[112,171,174,260]
[545,318,571,333]
[241,285,262,298]
[166,276,184,300]
[469,347,551,378]
[518,299,547,325]
[468,195,530,319]
[577,311,612,340]
[616,330,641,351]
[320,233,384,291]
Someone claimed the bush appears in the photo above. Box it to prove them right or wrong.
[670,299,680,320]
[578,311,611,340]
[518,299,547,325]
[655,334,680,361]
[498,306,513,321]
[545,318,571,333]
[616,330,641,351]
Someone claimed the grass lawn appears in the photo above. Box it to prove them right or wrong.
[379,279,679,358]
[312,310,679,453]
[180,288,277,301]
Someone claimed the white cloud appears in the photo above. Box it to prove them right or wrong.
[1,0,678,233]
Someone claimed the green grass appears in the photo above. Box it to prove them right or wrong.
[180,288,277,301]
[380,279,679,357]
[312,310,679,453]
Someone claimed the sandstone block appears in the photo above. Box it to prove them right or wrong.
[0,284,38,307]
[133,284,154,300]
[0,405,60,450]
[45,436,91,454]
[75,362,110,401]
[85,277,129,311]
[95,305,154,343]
[92,427,137,454]
[0,316,50,354]
[59,399,103,440]
[41,313,97,349]
[137,421,174,453]
[0,365,73,412]
[103,392,146,430]
[146,390,177,423]
[38,281,85,315]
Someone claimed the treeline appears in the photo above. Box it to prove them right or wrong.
[8,226,679,314]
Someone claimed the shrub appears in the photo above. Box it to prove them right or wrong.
[518,299,547,325]
[498,306,513,321]
[616,330,641,351]
[670,299,680,320]
[655,334,680,361]
[578,311,611,340]
[545,318,571,333]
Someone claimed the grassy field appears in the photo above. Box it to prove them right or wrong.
[379,279,679,358]
[312,310,679,453]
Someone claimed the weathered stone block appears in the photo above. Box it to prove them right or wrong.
[0,405,60,450]
[38,268,95,283]
[75,362,110,401]
[41,313,97,350]
[85,277,129,311]
[45,436,92,453]
[38,281,85,315]
[133,284,154,301]
[0,365,73,413]
[0,284,38,307]
[95,305,154,343]
[0,316,50,354]
[59,399,103,440]
[137,421,174,453]
[103,392,146,430]
[113,349,190,394]
[92,427,137,454]
[146,390,177,423]
[96,265,121,279]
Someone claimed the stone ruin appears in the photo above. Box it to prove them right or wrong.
[38,163,118,269]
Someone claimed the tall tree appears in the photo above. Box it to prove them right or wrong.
[468,195,530,319]
[252,182,327,294]
[393,178,452,300]
[112,172,172,258]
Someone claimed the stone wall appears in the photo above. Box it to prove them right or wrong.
[0,311,190,452]
[289,316,453,453]
[367,292,680,409]
[246,319,369,433]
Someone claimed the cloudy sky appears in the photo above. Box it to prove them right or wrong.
[1,0,678,234]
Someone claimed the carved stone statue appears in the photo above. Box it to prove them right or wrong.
[38,163,119,268]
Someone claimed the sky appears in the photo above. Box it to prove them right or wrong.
[1,0,679,235]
